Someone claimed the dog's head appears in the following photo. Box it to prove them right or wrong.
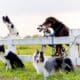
[34,50,45,63]
[37,25,54,36]
[42,17,57,28]
[38,17,58,30]
[2,16,19,36]
[0,45,5,55]
[37,17,57,36]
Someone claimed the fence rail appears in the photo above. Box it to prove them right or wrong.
[0,29,80,66]
[0,36,79,45]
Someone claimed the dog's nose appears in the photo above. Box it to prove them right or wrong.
[39,25,43,27]
[36,60,39,63]
[37,25,42,29]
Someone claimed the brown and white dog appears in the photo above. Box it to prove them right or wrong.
[37,17,69,56]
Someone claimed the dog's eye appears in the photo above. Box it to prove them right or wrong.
[16,32,19,35]
[11,25,14,29]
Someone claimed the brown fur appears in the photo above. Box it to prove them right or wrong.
[42,17,69,56]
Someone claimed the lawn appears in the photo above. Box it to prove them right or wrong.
[16,44,69,56]
[16,45,53,55]
[0,61,80,80]
[0,45,79,80]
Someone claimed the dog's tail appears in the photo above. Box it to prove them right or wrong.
[63,58,74,71]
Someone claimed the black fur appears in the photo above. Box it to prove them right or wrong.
[55,57,63,70]
[45,57,74,73]
[11,24,14,29]
[34,50,44,63]
[5,51,24,69]
[0,45,5,53]
[0,45,24,69]
[2,16,11,23]
[40,51,44,62]
[63,58,74,71]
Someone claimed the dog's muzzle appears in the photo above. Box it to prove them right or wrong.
[37,25,54,36]
[37,25,46,32]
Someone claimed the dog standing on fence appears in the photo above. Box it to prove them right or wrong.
[0,45,24,70]
[33,50,74,78]
[2,16,19,37]
[37,16,69,56]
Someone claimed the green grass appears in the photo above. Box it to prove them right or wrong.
[16,45,54,56]
[0,45,78,80]
[16,44,69,56]
[0,61,80,80]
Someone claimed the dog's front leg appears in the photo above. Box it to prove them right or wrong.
[6,60,12,71]
[43,68,49,79]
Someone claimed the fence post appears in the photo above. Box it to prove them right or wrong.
[69,30,78,66]
[6,37,16,53]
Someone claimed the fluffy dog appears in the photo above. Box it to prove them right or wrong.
[0,45,24,70]
[33,50,45,74]
[37,17,69,56]
[33,50,74,78]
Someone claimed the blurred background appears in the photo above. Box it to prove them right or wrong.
[0,0,80,38]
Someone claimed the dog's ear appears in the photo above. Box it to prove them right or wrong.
[0,45,5,53]
[36,49,39,54]
[40,51,44,62]
[2,16,11,23]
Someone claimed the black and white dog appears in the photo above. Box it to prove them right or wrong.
[33,50,74,78]
[2,16,19,37]
[33,50,45,74]
[0,45,24,70]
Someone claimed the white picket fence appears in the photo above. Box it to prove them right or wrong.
[0,29,80,66]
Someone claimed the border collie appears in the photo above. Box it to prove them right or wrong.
[0,45,24,70]
[33,50,45,74]
[33,50,74,78]
[2,16,19,37]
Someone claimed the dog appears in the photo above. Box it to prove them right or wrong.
[2,16,19,37]
[37,17,69,56]
[33,50,74,78]
[0,45,24,70]
[33,50,45,74]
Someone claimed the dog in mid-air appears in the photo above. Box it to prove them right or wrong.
[33,50,74,78]
[2,16,19,37]
[0,45,24,70]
